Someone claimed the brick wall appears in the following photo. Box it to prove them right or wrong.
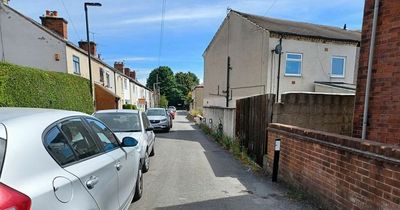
[353,0,400,144]
[274,93,355,136]
[95,84,119,110]
[266,123,400,210]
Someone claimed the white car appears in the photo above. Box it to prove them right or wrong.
[93,109,155,173]
[146,108,172,132]
[0,108,143,210]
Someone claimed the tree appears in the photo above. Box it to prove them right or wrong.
[146,66,177,104]
[175,72,200,97]
[159,95,168,108]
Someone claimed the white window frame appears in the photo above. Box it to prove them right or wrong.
[331,56,346,78]
[73,55,80,75]
[99,68,104,82]
[124,78,128,90]
[285,53,302,77]
[105,73,110,87]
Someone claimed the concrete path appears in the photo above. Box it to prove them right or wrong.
[129,111,315,210]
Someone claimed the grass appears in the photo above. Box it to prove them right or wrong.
[198,123,262,173]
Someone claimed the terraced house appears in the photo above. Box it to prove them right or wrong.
[0,1,153,110]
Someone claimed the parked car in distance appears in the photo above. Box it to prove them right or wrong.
[146,108,172,132]
[0,108,143,210]
[93,109,155,173]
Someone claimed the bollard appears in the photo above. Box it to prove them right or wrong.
[272,138,281,182]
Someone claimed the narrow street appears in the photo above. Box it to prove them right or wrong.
[129,111,314,210]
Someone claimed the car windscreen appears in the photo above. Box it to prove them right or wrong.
[146,109,166,116]
[0,138,5,176]
[94,113,142,132]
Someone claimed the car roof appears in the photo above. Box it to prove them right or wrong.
[94,109,140,114]
[147,108,165,110]
[0,107,86,124]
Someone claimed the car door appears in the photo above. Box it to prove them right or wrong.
[59,118,120,210]
[85,117,138,209]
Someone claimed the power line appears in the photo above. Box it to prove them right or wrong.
[59,0,80,40]
[158,0,166,67]
[264,0,279,16]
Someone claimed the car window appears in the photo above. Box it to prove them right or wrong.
[86,118,120,152]
[44,126,77,166]
[94,113,142,132]
[146,109,166,116]
[141,113,151,129]
[59,118,102,160]
[0,138,5,176]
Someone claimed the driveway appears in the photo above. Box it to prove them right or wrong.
[129,111,315,210]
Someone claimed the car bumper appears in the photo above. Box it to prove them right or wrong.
[151,122,169,130]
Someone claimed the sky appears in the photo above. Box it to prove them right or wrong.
[9,0,365,85]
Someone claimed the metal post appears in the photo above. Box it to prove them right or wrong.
[272,138,281,182]
[276,38,282,102]
[84,5,94,103]
[226,56,231,108]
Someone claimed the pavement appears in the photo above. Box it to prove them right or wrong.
[129,111,315,210]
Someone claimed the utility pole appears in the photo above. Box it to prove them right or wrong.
[226,56,232,108]
[276,38,283,102]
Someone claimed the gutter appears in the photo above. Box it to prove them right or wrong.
[362,0,380,140]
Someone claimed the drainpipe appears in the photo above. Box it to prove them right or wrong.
[362,0,380,140]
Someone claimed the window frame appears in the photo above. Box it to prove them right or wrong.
[72,55,81,75]
[43,126,78,166]
[331,56,346,78]
[284,53,303,77]
[99,68,104,83]
[42,116,115,168]
[106,73,110,87]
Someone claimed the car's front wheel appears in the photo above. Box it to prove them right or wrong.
[132,166,143,202]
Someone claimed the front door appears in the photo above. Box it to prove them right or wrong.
[85,118,138,209]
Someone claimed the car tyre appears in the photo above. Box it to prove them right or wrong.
[132,166,143,202]
[142,151,150,173]
[150,145,155,156]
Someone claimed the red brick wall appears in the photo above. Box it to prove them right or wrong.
[353,0,400,144]
[40,17,68,39]
[267,123,400,210]
[95,84,119,111]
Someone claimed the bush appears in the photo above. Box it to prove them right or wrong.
[0,62,93,114]
[123,104,137,110]
[189,109,203,117]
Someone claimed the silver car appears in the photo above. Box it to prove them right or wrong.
[93,109,156,173]
[146,108,172,132]
[0,108,143,210]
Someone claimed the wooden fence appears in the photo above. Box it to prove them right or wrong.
[235,94,274,165]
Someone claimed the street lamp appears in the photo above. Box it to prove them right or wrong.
[84,2,102,105]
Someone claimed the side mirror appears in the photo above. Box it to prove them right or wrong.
[146,126,154,131]
[121,137,139,147]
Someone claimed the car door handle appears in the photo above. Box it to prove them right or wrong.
[86,176,99,190]
[115,162,122,171]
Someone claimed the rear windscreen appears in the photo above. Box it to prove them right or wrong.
[0,138,5,177]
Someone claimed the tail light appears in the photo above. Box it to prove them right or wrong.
[0,183,31,210]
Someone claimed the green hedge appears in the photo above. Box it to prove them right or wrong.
[123,104,137,110]
[0,62,93,114]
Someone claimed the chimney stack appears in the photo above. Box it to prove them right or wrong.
[78,41,97,56]
[124,68,131,76]
[2,0,10,5]
[114,62,124,73]
[129,70,136,80]
[40,10,68,39]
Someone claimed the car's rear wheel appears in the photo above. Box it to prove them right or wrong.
[142,151,150,173]
[132,166,143,202]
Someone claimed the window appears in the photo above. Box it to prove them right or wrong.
[331,56,346,77]
[73,56,80,75]
[60,118,102,160]
[85,118,119,152]
[142,113,151,130]
[124,79,128,90]
[44,126,76,166]
[285,53,302,76]
[0,138,6,174]
[106,73,110,87]
[100,68,104,82]
[94,113,142,132]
